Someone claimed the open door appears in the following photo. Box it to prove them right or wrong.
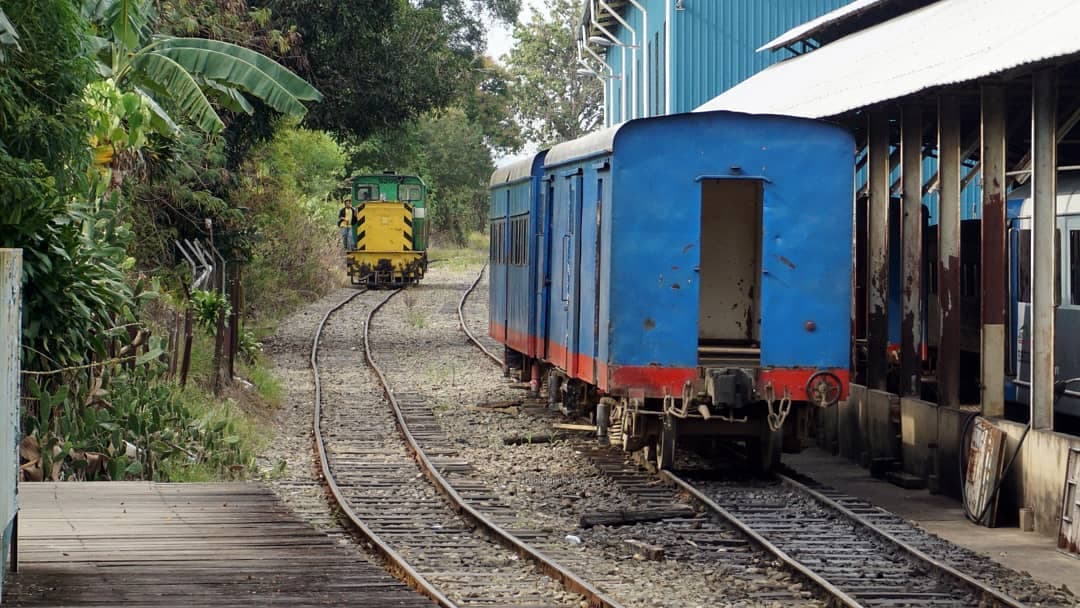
[697,179,763,364]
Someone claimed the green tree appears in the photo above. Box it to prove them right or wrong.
[262,0,518,140]
[83,0,321,136]
[506,0,602,146]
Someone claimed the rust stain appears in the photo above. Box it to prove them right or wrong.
[643,318,656,330]
[778,255,796,270]
[682,243,694,253]
[671,283,681,290]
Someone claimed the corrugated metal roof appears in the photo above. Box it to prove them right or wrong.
[489,154,541,187]
[545,123,625,167]
[757,0,892,52]
[699,0,1080,119]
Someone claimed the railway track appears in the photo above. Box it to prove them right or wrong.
[310,287,617,607]
[456,266,1056,608]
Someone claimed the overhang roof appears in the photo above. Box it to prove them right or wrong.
[698,0,1080,120]
[758,0,892,52]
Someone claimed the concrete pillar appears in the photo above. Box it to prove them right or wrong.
[0,249,21,584]
[937,96,962,407]
[900,105,923,397]
[980,86,1007,418]
[1031,69,1057,431]
[867,110,891,391]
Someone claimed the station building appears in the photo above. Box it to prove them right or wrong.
[697,0,1080,557]
[577,0,850,124]
[582,0,1080,562]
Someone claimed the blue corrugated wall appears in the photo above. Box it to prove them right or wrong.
[598,0,849,121]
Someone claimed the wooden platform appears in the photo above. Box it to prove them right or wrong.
[2,482,434,607]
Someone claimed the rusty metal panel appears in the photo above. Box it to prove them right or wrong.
[900,105,923,397]
[1060,447,1080,556]
[964,417,1007,526]
[981,85,1007,417]
[867,111,891,391]
[938,96,962,407]
[0,249,21,587]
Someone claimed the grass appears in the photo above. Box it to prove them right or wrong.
[429,230,488,271]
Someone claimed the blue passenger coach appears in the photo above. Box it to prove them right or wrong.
[489,111,855,470]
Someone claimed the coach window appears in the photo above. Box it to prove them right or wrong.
[1072,230,1080,305]
[1018,228,1062,305]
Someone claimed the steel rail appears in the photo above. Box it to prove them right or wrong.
[365,288,625,608]
[457,263,502,365]
[457,266,1029,608]
[660,470,864,608]
[777,473,1030,608]
[310,289,458,608]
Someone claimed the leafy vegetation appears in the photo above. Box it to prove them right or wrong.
[506,0,602,146]
[2,0,601,484]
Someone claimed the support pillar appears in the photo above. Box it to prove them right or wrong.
[900,105,923,397]
[980,86,1007,417]
[1031,69,1057,431]
[938,96,962,407]
[867,110,891,391]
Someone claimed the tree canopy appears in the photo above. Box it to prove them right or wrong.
[506,0,602,146]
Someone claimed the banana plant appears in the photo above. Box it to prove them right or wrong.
[0,8,20,62]
[81,0,321,136]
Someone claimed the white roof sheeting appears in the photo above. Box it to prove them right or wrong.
[545,123,625,167]
[489,154,540,187]
[700,0,1080,119]
[1014,172,1080,218]
[758,0,891,52]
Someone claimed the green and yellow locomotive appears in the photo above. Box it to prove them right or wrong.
[345,173,429,287]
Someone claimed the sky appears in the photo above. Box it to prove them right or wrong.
[485,0,548,64]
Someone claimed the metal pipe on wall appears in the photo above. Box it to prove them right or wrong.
[598,0,638,120]
[577,36,610,127]
[665,0,671,113]
[980,85,1007,418]
[938,96,962,408]
[867,110,890,391]
[1031,69,1057,431]
[590,3,627,123]
[626,0,649,118]
[900,105,923,397]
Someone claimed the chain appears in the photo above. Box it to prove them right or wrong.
[765,383,793,432]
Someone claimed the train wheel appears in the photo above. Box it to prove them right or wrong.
[656,414,676,471]
[748,428,782,474]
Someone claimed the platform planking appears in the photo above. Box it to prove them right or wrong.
[3,482,435,607]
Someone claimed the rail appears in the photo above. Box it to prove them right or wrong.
[313,278,624,608]
[776,473,1030,608]
[457,265,1031,608]
[457,263,502,365]
[365,288,624,608]
[310,289,457,607]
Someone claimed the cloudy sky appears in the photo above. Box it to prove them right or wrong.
[485,0,549,64]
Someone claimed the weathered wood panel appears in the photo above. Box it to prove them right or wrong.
[0,249,22,596]
[3,482,433,607]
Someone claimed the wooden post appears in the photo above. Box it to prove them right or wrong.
[1,249,22,583]
[980,85,1007,418]
[1031,69,1058,431]
[867,110,891,391]
[900,105,924,397]
[938,96,962,408]
[179,308,194,388]
[228,262,241,379]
